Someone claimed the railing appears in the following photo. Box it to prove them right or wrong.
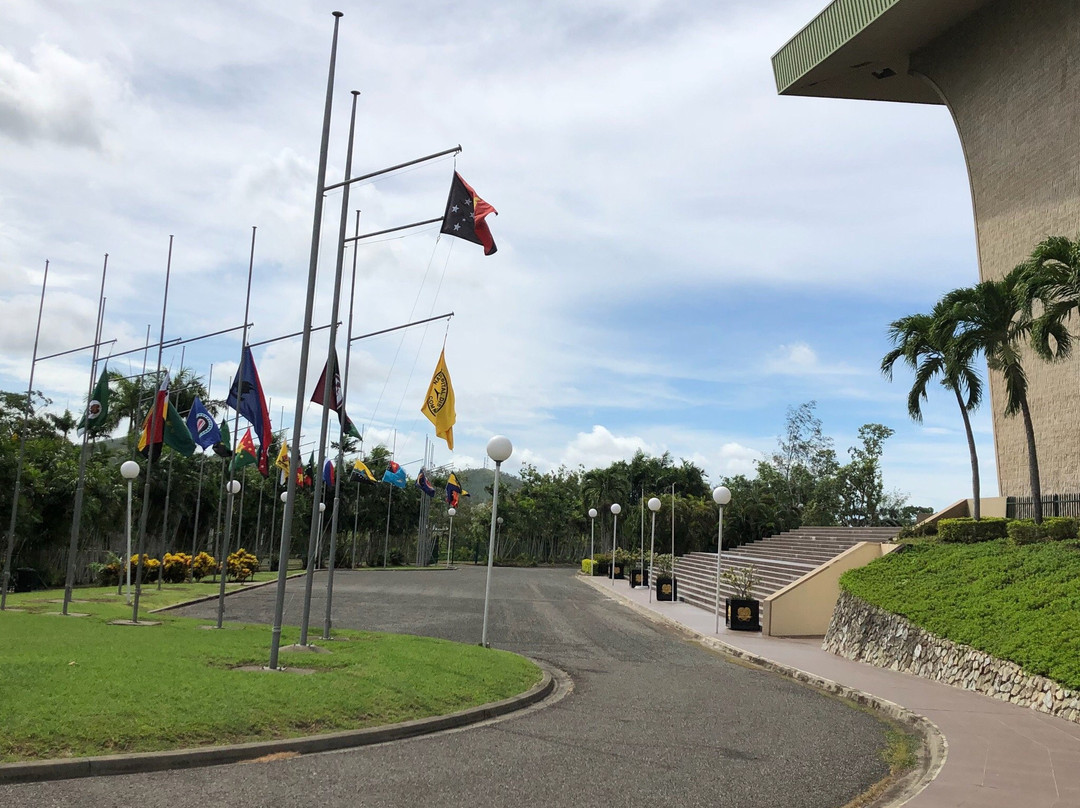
[1007,494,1080,519]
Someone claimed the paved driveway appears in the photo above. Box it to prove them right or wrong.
[7,566,890,808]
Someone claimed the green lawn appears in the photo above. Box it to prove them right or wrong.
[0,583,541,762]
[841,539,1080,689]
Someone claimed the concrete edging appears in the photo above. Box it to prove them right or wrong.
[580,574,947,808]
[0,663,556,785]
[149,571,307,613]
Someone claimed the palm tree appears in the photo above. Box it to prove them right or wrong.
[1018,235,1080,361]
[942,264,1044,522]
[881,302,984,518]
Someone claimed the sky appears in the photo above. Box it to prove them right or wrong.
[0,0,994,511]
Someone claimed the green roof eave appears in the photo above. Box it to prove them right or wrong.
[771,0,991,104]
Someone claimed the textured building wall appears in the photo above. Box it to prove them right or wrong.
[910,0,1080,496]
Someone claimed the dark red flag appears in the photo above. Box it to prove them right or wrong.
[440,172,497,255]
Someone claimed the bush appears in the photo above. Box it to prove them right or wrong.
[92,552,123,587]
[129,554,161,580]
[581,559,596,575]
[652,553,674,576]
[191,552,217,581]
[1008,517,1080,545]
[937,517,1008,543]
[161,552,192,584]
[613,547,632,564]
[897,521,938,540]
[227,548,259,582]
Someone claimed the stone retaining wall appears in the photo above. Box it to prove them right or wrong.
[824,590,1080,724]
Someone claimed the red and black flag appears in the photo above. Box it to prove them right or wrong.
[440,172,497,255]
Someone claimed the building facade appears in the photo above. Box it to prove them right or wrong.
[773,0,1080,497]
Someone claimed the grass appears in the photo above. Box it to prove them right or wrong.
[0,583,542,762]
[841,538,1080,688]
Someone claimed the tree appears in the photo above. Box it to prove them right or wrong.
[837,424,895,526]
[881,301,984,518]
[943,264,1044,521]
[1020,235,1080,362]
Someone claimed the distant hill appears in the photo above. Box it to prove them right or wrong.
[453,468,522,505]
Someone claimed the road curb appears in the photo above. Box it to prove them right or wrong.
[580,575,946,808]
[149,572,307,614]
[0,662,556,785]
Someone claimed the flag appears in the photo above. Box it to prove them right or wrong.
[186,396,221,450]
[137,376,195,459]
[231,428,258,473]
[323,458,336,488]
[274,441,290,473]
[311,349,362,439]
[212,419,232,458]
[163,399,196,456]
[440,172,498,255]
[351,459,377,484]
[382,460,406,489]
[305,452,315,488]
[76,367,111,435]
[226,347,273,476]
[446,472,463,507]
[416,468,435,498]
[420,349,456,450]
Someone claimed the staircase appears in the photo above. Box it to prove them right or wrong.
[673,526,899,613]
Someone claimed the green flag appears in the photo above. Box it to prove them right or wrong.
[212,420,232,458]
[163,400,196,456]
[76,368,111,435]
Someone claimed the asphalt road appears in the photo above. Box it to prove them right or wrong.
[7,566,890,808]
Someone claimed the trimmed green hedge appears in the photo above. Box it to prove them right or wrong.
[936,517,1009,543]
[1008,517,1079,545]
[841,539,1080,689]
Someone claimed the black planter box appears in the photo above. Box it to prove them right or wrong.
[594,561,610,576]
[655,576,677,601]
[725,597,760,631]
[611,564,625,580]
[629,568,649,587]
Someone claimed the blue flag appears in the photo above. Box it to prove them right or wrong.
[226,347,272,476]
[186,397,221,450]
[382,461,407,489]
[416,468,435,498]
[323,458,336,487]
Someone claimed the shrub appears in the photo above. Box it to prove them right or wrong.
[897,521,938,541]
[129,554,161,580]
[92,552,123,587]
[161,552,192,584]
[722,565,757,599]
[227,548,259,582]
[1008,517,1080,545]
[191,552,217,581]
[937,517,1008,543]
[581,558,596,575]
[652,553,674,577]
[613,547,632,564]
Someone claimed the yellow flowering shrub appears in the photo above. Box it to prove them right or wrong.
[227,548,259,582]
[161,552,191,584]
[191,552,217,582]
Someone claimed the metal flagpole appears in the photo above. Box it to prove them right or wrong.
[301,87,358,647]
[269,10,344,670]
[671,483,676,595]
[324,212,361,636]
[157,346,185,591]
[216,226,257,629]
[190,364,214,561]
[119,322,152,599]
[383,429,395,568]
[132,238,174,623]
[2,260,49,610]
[212,457,226,582]
[63,254,109,615]
[639,495,644,587]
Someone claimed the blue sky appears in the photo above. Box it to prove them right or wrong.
[0,0,996,510]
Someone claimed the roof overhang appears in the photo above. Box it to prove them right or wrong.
[771,0,992,104]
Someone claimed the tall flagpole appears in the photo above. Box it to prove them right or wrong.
[189,364,214,561]
[216,226,257,629]
[302,87,359,646]
[157,345,185,591]
[2,260,50,610]
[269,10,344,670]
[323,196,361,639]
[132,238,174,623]
[383,429,395,568]
[269,404,285,567]
[63,254,109,615]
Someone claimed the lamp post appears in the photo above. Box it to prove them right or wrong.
[610,503,621,585]
[216,478,242,629]
[496,516,503,558]
[482,435,512,647]
[120,460,140,605]
[712,486,731,633]
[647,497,661,603]
[279,490,288,572]
[446,507,456,568]
[588,508,597,569]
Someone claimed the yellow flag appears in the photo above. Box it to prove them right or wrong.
[420,349,456,450]
[274,440,290,473]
